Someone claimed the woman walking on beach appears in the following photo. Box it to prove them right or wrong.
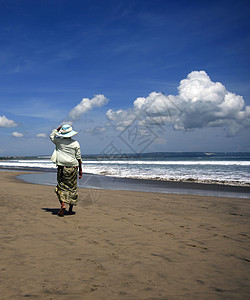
[50,124,82,216]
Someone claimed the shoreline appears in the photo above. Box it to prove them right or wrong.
[1,166,250,191]
[1,170,250,299]
[3,167,249,199]
[1,163,250,187]
[1,151,249,190]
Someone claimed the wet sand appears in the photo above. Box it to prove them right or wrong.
[17,170,250,199]
[1,171,250,299]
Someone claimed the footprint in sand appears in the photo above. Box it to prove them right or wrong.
[186,243,208,250]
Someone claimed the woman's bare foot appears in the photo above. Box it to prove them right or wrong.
[57,207,65,216]
[58,202,66,216]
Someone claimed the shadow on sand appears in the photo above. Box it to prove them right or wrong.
[42,208,76,216]
[41,208,59,215]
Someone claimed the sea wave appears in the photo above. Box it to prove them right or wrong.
[81,167,250,186]
[0,160,56,169]
[1,158,250,186]
[82,160,250,166]
[1,158,250,166]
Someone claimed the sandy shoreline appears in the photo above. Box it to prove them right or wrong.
[2,167,250,199]
[1,171,250,299]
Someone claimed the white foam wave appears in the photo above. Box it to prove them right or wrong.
[1,159,250,167]
[1,158,249,185]
[0,160,56,169]
[81,165,250,185]
[82,160,250,166]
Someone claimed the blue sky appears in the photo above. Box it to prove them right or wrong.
[0,0,250,156]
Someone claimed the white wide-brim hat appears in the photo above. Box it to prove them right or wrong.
[56,124,78,138]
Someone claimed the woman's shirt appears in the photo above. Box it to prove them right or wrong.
[50,129,81,167]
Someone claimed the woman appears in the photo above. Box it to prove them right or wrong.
[50,124,82,216]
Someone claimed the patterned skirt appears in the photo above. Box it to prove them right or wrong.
[55,166,78,205]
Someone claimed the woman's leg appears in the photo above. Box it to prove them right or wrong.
[57,201,66,216]
[68,204,74,215]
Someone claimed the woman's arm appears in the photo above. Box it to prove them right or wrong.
[49,126,62,144]
[78,159,82,179]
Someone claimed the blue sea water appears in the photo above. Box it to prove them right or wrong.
[1,152,250,186]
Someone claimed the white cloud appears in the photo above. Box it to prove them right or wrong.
[106,109,136,131]
[69,95,109,120]
[0,115,17,127]
[36,133,47,138]
[12,131,24,138]
[60,121,73,126]
[106,71,250,136]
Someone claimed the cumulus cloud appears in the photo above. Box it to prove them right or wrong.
[106,71,250,136]
[106,109,136,131]
[69,95,109,120]
[12,131,24,138]
[36,133,47,138]
[0,115,17,127]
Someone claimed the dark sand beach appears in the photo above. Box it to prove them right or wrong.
[1,171,250,299]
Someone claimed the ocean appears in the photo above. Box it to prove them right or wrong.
[1,152,250,199]
[0,152,250,186]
